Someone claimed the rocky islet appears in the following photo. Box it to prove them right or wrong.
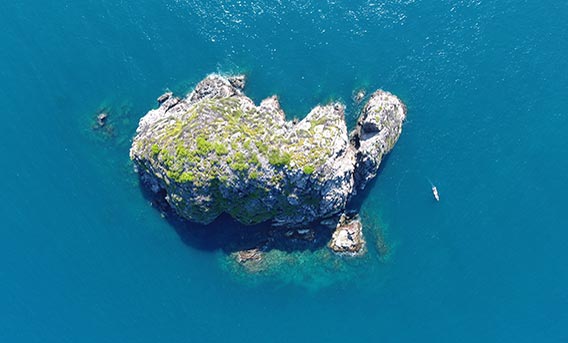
[130,74,406,255]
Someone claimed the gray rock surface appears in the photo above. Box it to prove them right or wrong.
[328,214,366,255]
[351,90,407,190]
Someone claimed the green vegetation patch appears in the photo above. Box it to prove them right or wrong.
[213,142,228,155]
[303,165,315,175]
[268,149,291,167]
[196,135,212,155]
[151,144,160,156]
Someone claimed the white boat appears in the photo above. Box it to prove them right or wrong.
[432,186,440,201]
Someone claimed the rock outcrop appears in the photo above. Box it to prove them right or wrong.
[130,74,406,228]
[328,214,366,255]
[351,90,407,190]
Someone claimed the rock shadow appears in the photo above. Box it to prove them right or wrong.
[347,153,391,211]
[138,179,336,254]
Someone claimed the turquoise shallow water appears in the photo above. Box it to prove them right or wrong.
[1,0,568,341]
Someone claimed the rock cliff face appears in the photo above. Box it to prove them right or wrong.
[351,90,407,190]
[130,74,406,228]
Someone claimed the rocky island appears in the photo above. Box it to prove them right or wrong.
[130,74,406,255]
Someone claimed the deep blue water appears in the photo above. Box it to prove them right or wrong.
[1,0,567,341]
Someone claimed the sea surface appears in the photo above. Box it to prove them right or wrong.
[1,0,567,342]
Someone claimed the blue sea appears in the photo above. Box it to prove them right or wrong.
[1,0,567,341]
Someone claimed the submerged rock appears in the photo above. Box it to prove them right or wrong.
[97,112,108,127]
[92,110,115,139]
[328,214,366,255]
[353,89,366,104]
[232,247,265,273]
[157,92,173,104]
[234,248,263,264]
[130,74,406,228]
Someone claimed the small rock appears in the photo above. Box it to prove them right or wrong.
[228,75,246,90]
[97,112,108,127]
[157,92,173,104]
[328,214,366,255]
[234,248,263,264]
[162,97,180,111]
[353,89,366,104]
[230,247,267,273]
